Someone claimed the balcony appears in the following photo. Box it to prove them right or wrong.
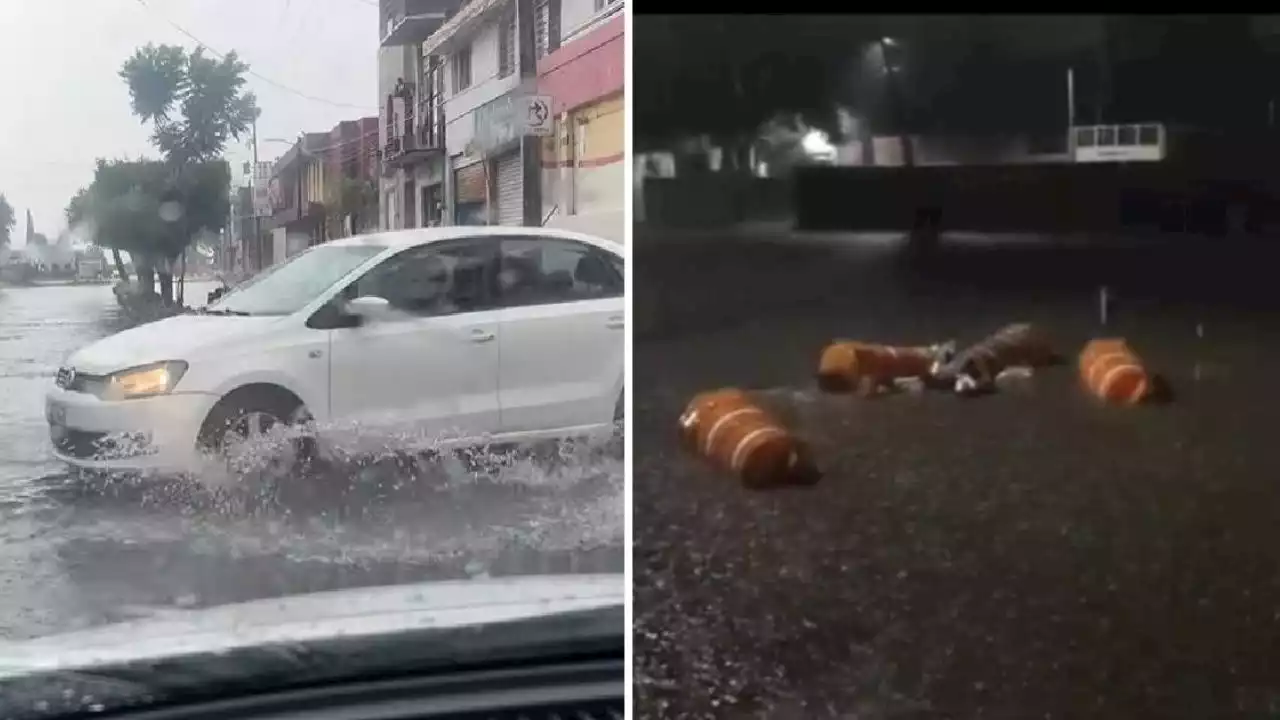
[380,0,461,47]
[383,102,444,169]
[384,125,444,169]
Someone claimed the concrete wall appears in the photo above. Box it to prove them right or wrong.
[794,164,1280,237]
[535,3,624,239]
[561,0,620,44]
[836,135,1051,167]
[641,176,793,229]
[441,13,520,156]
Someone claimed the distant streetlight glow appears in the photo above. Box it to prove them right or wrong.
[881,36,897,47]
[801,129,836,161]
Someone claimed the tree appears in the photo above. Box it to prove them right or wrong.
[327,176,377,236]
[118,44,255,304]
[67,158,230,295]
[0,194,12,247]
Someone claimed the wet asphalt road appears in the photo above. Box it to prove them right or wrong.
[0,282,622,640]
[633,227,1280,718]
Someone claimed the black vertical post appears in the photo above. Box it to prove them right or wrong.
[518,0,542,226]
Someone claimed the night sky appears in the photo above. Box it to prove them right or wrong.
[634,15,1280,148]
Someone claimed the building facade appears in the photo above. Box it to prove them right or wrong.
[535,0,624,241]
[378,0,459,231]
[424,0,545,228]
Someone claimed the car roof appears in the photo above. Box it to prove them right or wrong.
[327,225,626,258]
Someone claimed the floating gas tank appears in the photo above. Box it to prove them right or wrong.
[678,388,818,489]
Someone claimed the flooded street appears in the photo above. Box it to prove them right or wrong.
[0,282,623,640]
[633,228,1280,718]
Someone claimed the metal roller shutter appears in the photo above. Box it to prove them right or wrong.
[495,151,524,226]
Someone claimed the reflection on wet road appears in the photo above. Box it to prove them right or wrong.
[0,282,622,639]
[633,228,1280,718]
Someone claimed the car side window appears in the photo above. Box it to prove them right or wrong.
[498,238,623,308]
[347,240,498,317]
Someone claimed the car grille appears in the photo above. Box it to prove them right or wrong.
[51,428,110,459]
[55,366,108,395]
[52,429,153,460]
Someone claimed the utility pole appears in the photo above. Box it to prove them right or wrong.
[250,111,261,274]
[517,0,541,226]
[1066,67,1077,158]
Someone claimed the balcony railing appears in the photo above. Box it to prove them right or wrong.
[383,98,443,168]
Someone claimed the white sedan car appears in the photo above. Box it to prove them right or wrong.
[45,226,626,473]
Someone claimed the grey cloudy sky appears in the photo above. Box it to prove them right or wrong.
[0,0,380,242]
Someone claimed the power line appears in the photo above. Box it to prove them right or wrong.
[132,0,377,112]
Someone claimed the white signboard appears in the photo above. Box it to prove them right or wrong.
[472,94,555,152]
[523,95,552,136]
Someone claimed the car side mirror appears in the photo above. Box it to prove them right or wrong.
[306,302,363,330]
[345,295,392,321]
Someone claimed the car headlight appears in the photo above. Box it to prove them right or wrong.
[102,361,188,401]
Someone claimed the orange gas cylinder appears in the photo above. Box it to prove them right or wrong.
[817,341,866,392]
[817,340,944,394]
[1079,338,1153,405]
[677,389,816,489]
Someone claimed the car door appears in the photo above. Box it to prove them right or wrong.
[326,238,503,442]
[495,235,625,434]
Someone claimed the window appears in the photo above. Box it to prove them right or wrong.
[498,10,516,78]
[210,244,385,316]
[450,45,472,93]
[348,240,498,317]
[534,0,560,59]
[498,238,622,307]
[594,0,620,11]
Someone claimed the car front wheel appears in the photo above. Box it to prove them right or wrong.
[197,388,316,478]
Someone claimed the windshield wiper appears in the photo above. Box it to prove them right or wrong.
[199,308,251,316]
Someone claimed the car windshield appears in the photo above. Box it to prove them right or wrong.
[209,244,385,316]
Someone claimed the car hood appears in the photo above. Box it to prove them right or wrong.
[67,313,285,375]
[0,573,624,675]
[0,574,624,719]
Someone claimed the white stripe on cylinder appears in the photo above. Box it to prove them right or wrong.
[1099,362,1145,401]
[1086,352,1128,389]
[703,406,765,454]
[730,425,786,472]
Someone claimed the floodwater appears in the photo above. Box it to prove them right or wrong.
[633,228,1280,718]
[0,281,622,640]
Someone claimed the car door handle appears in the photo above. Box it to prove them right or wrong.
[605,316,625,330]
[469,329,496,343]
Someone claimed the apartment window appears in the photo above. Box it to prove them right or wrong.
[450,44,472,93]
[534,0,561,59]
[498,10,516,78]
[593,0,619,11]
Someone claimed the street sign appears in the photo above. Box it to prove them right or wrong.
[524,95,552,136]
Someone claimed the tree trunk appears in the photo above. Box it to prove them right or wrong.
[177,252,186,307]
[137,264,157,297]
[158,272,174,306]
[110,249,129,282]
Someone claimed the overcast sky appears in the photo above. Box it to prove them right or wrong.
[0,0,380,242]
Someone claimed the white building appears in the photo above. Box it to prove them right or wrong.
[424,0,543,226]
[378,0,459,230]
